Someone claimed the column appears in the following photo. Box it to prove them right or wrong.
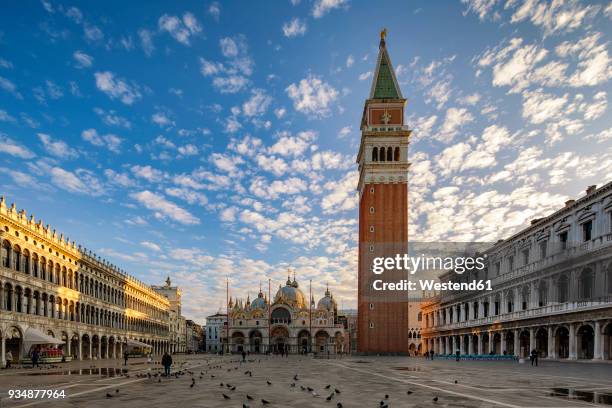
[529,328,535,354]
[477,333,483,355]
[460,335,465,354]
[488,331,494,354]
[78,337,82,361]
[89,339,93,361]
[1,336,5,368]
[547,326,554,359]
[500,332,506,354]
[97,341,101,360]
[468,335,473,355]
[514,330,520,357]
[445,337,449,354]
[569,324,577,360]
[67,338,71,357]
[594,321,602,360]
[119,342,123,359]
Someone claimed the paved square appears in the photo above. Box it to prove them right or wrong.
[1,355,611,407]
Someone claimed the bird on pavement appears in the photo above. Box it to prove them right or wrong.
[267,380,272,385]
[105,393,113,398]
[326,393,334,401]
[335,388,341,394]
[433,396,439,402]
[222,393,231,400]
[246,394,254,400]
[337,403,343,408]
[261,399,270,405]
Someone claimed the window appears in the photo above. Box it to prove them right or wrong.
[370,187,375,194]
[369,226,375,232]
[369,303,374,310]
[372,147,378,162]
[508,255,514,272]
[494,262,500,276]
[539,241,547,259]
[369,245,374,252]
[582,220,592,242]
[379,147,386,162]
[386,147,392,161]
[522,248,529,265]
[559,231,568,250]
[369,206,375,214]
[394,147,400,161]
[369,321,374,329]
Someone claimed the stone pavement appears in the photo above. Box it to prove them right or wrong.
[0,354,611,407]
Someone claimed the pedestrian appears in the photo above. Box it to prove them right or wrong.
[123,351,129,366]
[455,349,460,362]
[241,350,246,362]
[5,350,13,368]
[530,349,538,366]
[161,352,172,376]
[31,348,40,368]
[430,350,435,360]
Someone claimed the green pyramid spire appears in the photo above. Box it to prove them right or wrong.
[370,34,403,100]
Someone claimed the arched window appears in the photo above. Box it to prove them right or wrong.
[558,274,569,303]
[379,147,386,162]
[1,240,10,268]
[386,147,392,161]
[608,263,612,294]
[394,147,400,161]
[579,269,593,299]
[372,147,378,162]
[538,281,547,307]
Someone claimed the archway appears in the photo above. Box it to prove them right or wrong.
[555,327,569,359]
[249,330,263,353]
[334,332,344,354]
[519,330,530,358]
[108,337,115,358]
[270,326,289,354]
[482,333,490,354]
[505,331,515,355]
[6,326,22,363]
[101,336,108,359]
[604,323,612,360]
[271,307,291,324]
[82,334,91,359]
[471,334,478,355]
[535,328,548,357]
[492,332,501,354]
[315,330,330,353]
[297,330,310,354]
[231,332,245,353]
[92,335,100,360]
[71,334,79,359]
[577,324,594,359]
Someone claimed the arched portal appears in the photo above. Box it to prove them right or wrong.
[6,326,22,362]
[577,324,594,359]
[231,332,245,353]
[270,326,290,354]
[555,327,569,359]
[315,330,330,353]
[297,330,310,354]
[249,330,263,353]
[519,330,530,358]
[535,328,548,357]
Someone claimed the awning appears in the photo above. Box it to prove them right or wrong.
[126,339,152,349]
[22,328,64,352]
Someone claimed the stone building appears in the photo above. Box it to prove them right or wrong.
[421,183,612,360]
[205,312,226,353]
[227,275,345,354]
[152,277,186,353]
[185,319,203,353]
[0,197,174,366]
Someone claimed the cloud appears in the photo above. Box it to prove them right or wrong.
[50,167,104,196]
[140,241,161,252]
[73,50,93,68]
[321,171,358,214]
[220,207,237,222]
[268,130,316,157]
[282,18,307,38]
[131,190,200,225]
[312,0,348,18]
[212,76,249,93]
[81,128,122,153]
[337,126,351,138]
[242,89,272,117]
[556,32,612,87]
[0,134,35,158]
[286,75,339,118]
[138,29,155,56]
[249,176,308,200]
[93,107,131,128]
[38,133,78,159]
[131,165,165,182]
[346,55,354,68]
[94,71,142,105]
[438,107,474,142]
[151,112,175,127]
[509,0,600,36]
[0,110,16,123]
[220,37,239,57]
[158,12,202,46]
[208,2,221,20]
[460,0,500,21]
[521,88,568,125]
[358,71,372,81]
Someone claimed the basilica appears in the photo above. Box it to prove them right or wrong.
[227,273,346,354]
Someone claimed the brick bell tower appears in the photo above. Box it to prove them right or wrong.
[357,30,411,354]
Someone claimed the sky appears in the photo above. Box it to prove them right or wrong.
[0,0,611,323]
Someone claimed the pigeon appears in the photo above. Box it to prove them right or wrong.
[433,396,439,402]
[246,394,254,400]
[337,403,343,408]
[385,394,389,399]
[226,384,232,388]
[307,387,314,392]
[454,380,458,384]
[190,382,195,388]
[406,391,413,395]
[294,374,299,381]
[325,385,331,389]
[290,383,296,387]
[231,386,236,391]
[335,388,341,394]
[267,380,272,385]
[105,393,113,398]
[326,393,334,401]
[262,399,270,405]
[115,389,119,393]
[220,383,224,387]
[158,378,161,383]
[222,393,231,400]
[300,386,306,391]
[243,404,249,408]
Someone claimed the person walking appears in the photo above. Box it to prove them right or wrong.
[241,350,246,362]
[429,350,435,360]
[123,351,129,366]
[161,352,172,377]
[530,349,538,366]
[5,350,13,368]
[455,349,461,362]
[31,348,40,368]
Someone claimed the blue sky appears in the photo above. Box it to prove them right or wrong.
[0,0,611,322]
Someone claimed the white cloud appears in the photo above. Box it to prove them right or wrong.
[249,176,308,200]
[461,0,500,21]
[242,89,272,117]
[509,0,600,36]
[0,135,35,158]
[131,190,200,225]
[358,71,372,81]
[38,133,78,159]
[521,88,568,125]
[346,55,354,68]
[337,126,351,139]
[220,207,237,222]
[177,144,199,157]
[458,93,481,105]
[81,128,122,153]
[274,107,286,119]
[438,107,474,142]
[212,75,249,93]
[138,29,155,56]
[282,18,307,38]
[312,0,348,18]
[141,241,161,252]
[94,71,142,105]
[73,50,93,68]
[556,32,612,87]
[158,13,201,46]
[151,112,174,127]
[0,110,16,123]
[220,37,239,57]
[93,107,131,128]
[50,167,104,196]
[321,171,358,214]
[286,75,339,118]
[268,130,316,157]
[411,115,438,141]
[209,2,221,20]
[131,165,165,182]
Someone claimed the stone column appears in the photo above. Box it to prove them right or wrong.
[547,326,554,358]
[569,324,577,360]
[468,335,473,355]
[477,333,483,355]
[594,321,602,360]
[514,330,520,357]
[460,335,465,354]
[1,336,5,368]
[500,332,506,354]
[89,339,93,361]
[488,332,494,354]
[529,328,535,354]
[67,338,71,357]
[119,342,123,359]
[78,337,82,361]
[445,337,449,354]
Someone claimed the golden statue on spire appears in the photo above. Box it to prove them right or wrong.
[380,28,387,41]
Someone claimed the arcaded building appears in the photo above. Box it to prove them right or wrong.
[0,197,176,365]
[421,183,612,360]
[227,274,345,354]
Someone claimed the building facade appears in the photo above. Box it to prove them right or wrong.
[357,31,412,354]
[421,183,612,361]
[185,319,203,353]
[227,275,345,354]
[152,278,187,353]
[0,197,174,366]
[205,312,226,353]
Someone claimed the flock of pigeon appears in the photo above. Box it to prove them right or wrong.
[101,358,444,407]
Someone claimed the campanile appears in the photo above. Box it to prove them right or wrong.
[357,30,411,354]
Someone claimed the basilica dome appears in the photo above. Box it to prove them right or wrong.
[251,291,267,310]
[317,286,337,311]
[274,276,306,309]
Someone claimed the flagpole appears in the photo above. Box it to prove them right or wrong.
[226,277,229,355]
[268,278,271,355]
[309,279,312,354]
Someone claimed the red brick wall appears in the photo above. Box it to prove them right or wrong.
[357,182,409,354]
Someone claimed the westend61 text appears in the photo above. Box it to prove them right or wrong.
[372,279,493,291]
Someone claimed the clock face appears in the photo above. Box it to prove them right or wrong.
[381,111,392,124]
[370,108,401,125]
